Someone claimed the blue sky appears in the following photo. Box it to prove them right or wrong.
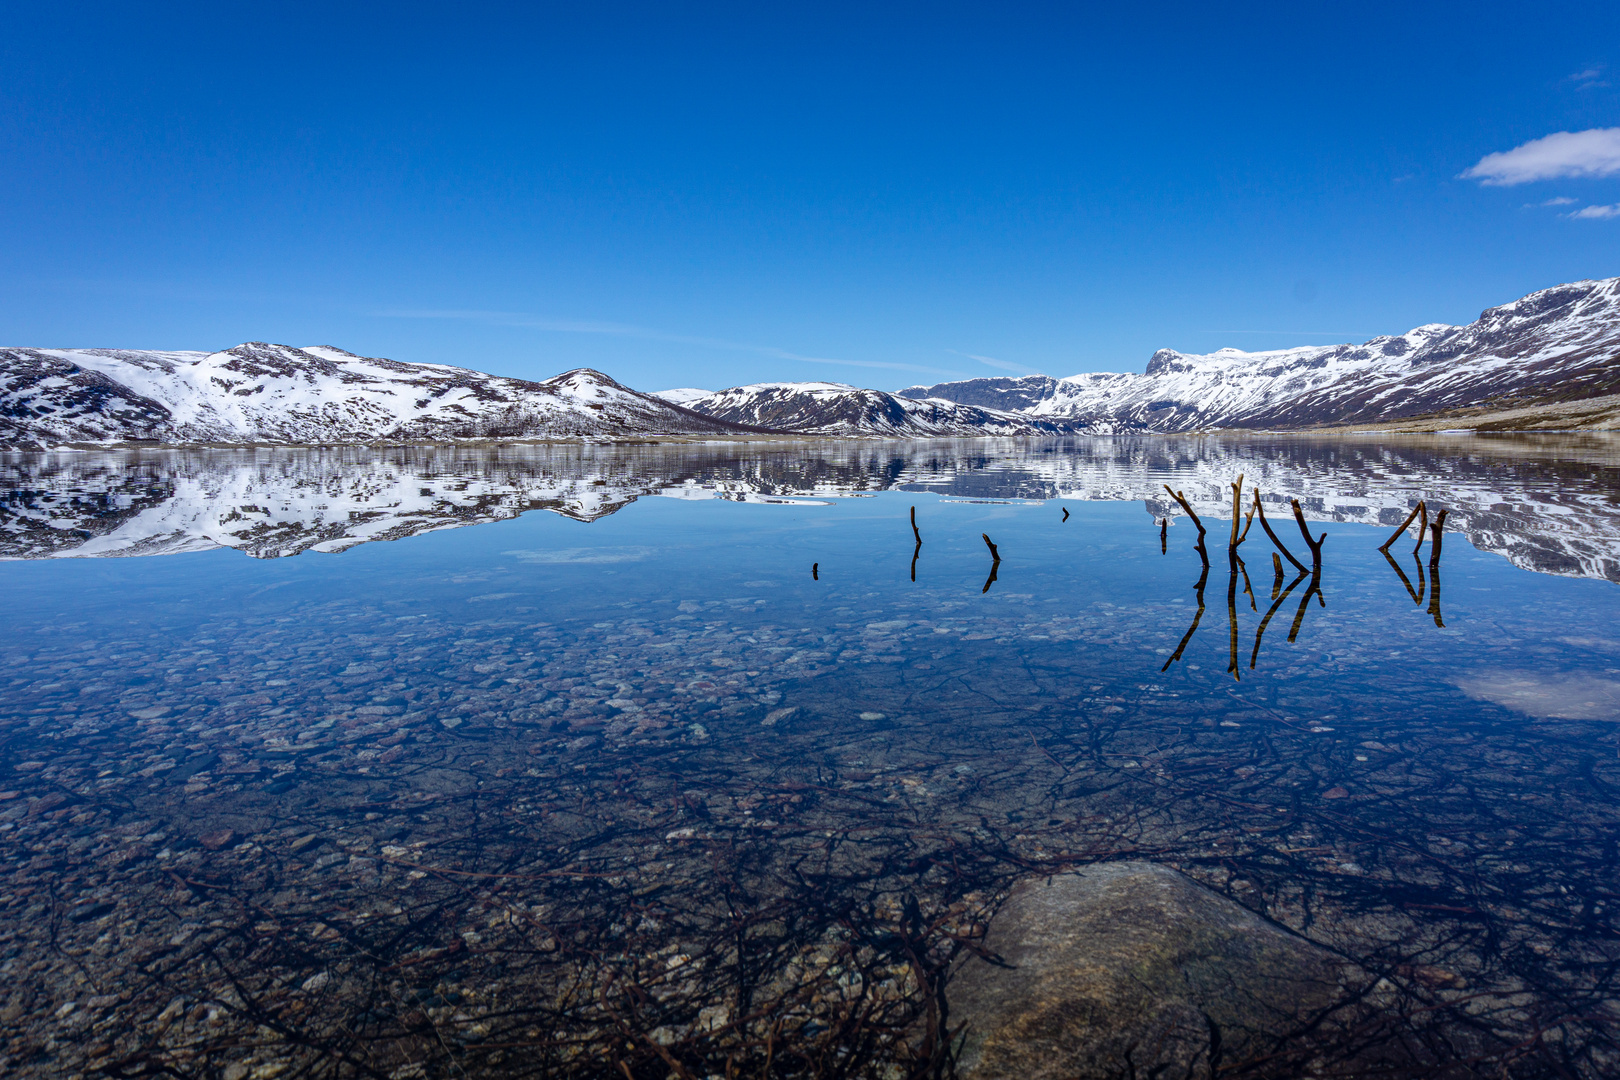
[1,2,1617,391]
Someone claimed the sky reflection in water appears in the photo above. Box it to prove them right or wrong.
[2,437,1620,1078]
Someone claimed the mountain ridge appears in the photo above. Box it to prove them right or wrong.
[901,277,1620,431]
[4,277,1618,447]
[0,343,764,448]
[661,381,1127,437]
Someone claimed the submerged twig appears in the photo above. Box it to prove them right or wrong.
[1254,492,1307,572]
[1428,508,1448,627]
[1226,567,1241,681]
[1412,502,1430,557]
[1163,485,1204,536]
[1228,477,1256,575]
[1163,485,1208,566]
[1290,499,1327,567]
[1380,500,1427,553]
[1229,474,1246,549]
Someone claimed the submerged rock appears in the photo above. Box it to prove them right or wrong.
[947,861,1360,1079]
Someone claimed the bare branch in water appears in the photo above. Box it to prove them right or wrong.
[1254,491,1308,572]
[1428,508,1448,627]
[1380,500,1426,553]
[1290,499,1327,566]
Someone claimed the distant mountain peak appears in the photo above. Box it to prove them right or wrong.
[905,276,1620,431]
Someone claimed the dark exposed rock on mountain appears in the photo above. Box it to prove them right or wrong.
[895,375,1062,413]
[657,382,1121,436]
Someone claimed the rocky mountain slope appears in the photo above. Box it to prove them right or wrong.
[903,277,1620,431]
[0,343,760,448]
[657,381,1124,436]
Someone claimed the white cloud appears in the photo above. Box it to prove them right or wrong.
[1539,196,1578,206]
[1568,203,1620,219]
[1460,127,1620,185]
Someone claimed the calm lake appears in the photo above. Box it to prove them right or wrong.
[3,434,1619,1078]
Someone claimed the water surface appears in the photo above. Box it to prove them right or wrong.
[3,435,1619,1078]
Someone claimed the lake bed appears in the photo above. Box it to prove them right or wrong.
[3,435,1619,1078]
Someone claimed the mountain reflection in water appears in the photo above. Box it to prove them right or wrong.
[4,432,1620,581]
[2,435,1619,1079]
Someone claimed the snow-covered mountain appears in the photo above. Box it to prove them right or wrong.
[4,434,1620,582]
[666,381,1124,436]
[6,277,1617,447]
[652,388,715,406]
[902,278,1620,431]
[0,343,760,448]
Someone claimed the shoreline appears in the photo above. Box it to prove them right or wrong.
[3,409,1620,453]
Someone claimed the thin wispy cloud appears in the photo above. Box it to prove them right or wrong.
[1568,203,1620,219]
[374,308,966,377]
[948,349,1042,376]
[1460,127,1620,185]
[1537,196,1578,206]
[1200,330,1372,338]
[1568,65,1610,89]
